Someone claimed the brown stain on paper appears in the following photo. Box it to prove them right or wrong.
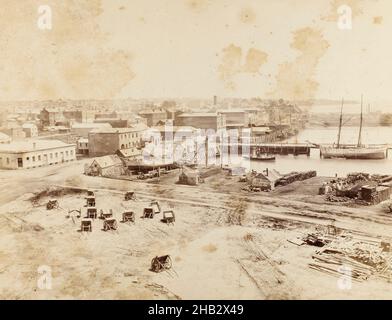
[187,0,211,13]
[218,44,268,90]
[0,0,134,100]
[268,27,329,101]
[373,16,383,25]
[239,7,256,24]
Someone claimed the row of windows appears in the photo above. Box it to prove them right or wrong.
[120,133,139,139]
[26,149,74,162]
[120,142,138,149]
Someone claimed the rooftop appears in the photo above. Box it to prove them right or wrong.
[0,139,74,153]
[72,122,112,129]
[0,132,11,141]
[22,123,37,129]
[117,148,142,158]
[89,124,146,134]
[218,109,247,114]
[152,125,198,133]
[139,109,166,115]
[177,112,218,117]
[92,155,123,168]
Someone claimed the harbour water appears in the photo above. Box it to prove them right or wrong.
[248,126,392,177]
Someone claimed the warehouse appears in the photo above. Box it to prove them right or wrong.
[0,139,76,169]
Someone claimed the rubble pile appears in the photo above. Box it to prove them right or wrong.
[30,186,84,205]
[321,172,392,205]
[325,194,351,203]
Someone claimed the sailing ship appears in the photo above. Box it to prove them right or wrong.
[320,96,386,160]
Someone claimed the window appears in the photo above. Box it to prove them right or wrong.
[66,151,69,156]
[6,158,9,164]
[55,153,58,158]
[70,150,74,155]
[26,157,30,161]
[50,153,53,159]
[32,156,35,162]
[38,155,41,161]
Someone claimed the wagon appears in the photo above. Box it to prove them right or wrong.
[87,190,95,197]
[100,209,113,219]
[32,198,40,207]
[122,211,135,223]
[103,218,118,231]
[150,201,161,214]
[124,192,136,201]
[142,207,154,219]
[86,207,97,219]
[46,199,59,210]
[81,219,92,232]
[150,255,172,273]
[86,196,96,207]
[162,210,175,225]
[67,208,81,218]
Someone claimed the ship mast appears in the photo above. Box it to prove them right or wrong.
[337,98,344,148]
[357,94,363,147]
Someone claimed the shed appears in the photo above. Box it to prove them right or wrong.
[85,155,124,177]
[178,167,199,186]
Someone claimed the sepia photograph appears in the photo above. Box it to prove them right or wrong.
[1,0,392,304]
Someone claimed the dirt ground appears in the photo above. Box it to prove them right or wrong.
[1,161,392,299]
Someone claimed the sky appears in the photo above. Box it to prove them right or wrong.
[1,0,392,105]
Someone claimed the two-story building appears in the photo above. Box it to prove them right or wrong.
[175,112,226,132]
[139,109,167,127]
[218,109,250,127]
[39,108,64,127]
[22,123,38,138]
[88,125,145,157]
[71,122,112,138]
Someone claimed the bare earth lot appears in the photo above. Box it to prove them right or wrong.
[1,160,392,299]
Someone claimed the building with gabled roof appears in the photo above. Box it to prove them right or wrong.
[84,155,124,176]
[0,132,11,144]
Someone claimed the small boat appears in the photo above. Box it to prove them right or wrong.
[243,153,276,161]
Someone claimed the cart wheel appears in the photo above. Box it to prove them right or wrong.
[151,258,158,272]
[165,256,172,269]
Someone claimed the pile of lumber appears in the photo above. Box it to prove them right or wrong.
[276,170,317,186]
[309,252,374,281]
[309,239,389,282]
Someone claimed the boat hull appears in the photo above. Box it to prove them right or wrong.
[243,155,276,161]
[320,147,386,160]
